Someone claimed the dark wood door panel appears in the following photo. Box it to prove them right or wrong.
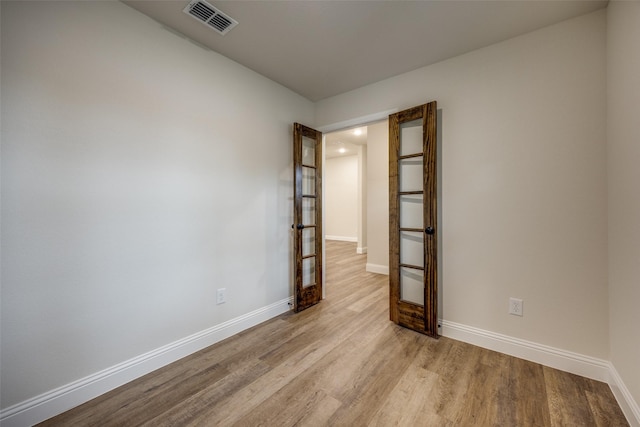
[389,101,438,338]
[293,123,323,312]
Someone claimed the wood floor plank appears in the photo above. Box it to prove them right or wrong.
[324,328,425,425]
[585,381,630,426]
[424,338,481,422]
[506,356,552,426]
[544,366,599,426]
[232,387,341,427]
[292,392,343,427]
[139,358,272,426]
[368,357,445,426]
[454,348,505,426]
[347,285,387,313]
[39,241,629,427]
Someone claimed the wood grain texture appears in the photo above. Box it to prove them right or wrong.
[388,113,400,324]
[423,101,438,337]
[293,123,323,312]
[39,241,629,427]
[388,101,438,337]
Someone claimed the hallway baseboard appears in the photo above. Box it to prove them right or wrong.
[325,235,357,242]
[366,263,389,275]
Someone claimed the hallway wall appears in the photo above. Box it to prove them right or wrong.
[325,155,358,241]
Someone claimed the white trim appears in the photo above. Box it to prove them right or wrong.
[366,263,389,275]
[316,108,397,134]
[0,298,293,427]
[356,246,367,254]
[440,319,610,381]
[608,363,640,427]
[325,235,357,242]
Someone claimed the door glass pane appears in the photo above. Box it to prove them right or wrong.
[400,231,423,267]
[400,194,423,229]
[303,257,315,288]
[302,136,316,167]
[303,167,315,196]
[401,266,424,306]
[303,198,316,226]
[302,227,315,257]
[400,119,423,156]
[399,156,423,192]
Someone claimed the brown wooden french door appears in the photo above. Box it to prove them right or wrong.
[293,123,323,312]
[389,101,439,337]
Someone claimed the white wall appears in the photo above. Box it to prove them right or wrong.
[324,155,358,241]
[0,0,314,410]
[607,0,640,413]
[317,11,609,359]
[365,121,389,273]
[356,145,367,254]
[3,1,638,423]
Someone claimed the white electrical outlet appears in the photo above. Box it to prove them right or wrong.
[509,297,523,316]
[216,288,226,305]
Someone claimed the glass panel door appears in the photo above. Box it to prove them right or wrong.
[293,123,323,312]
[389,101,438,338]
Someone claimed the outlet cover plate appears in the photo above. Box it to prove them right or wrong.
[217,288,226,305]
[509,297,523,316]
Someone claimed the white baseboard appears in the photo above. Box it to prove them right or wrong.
[324,235,357,242]
[441,319,639,427]
[441,319,610,381]
[608,363,640,427]
[356,246,367,254]
[366,263,389,275]
[0,298,293,427]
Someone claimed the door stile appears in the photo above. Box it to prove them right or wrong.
[389,113,400,324]
[423,102,438,337]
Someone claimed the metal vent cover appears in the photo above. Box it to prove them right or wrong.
[183,0,238,36]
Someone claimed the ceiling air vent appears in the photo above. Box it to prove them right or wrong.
[183,0,238,36]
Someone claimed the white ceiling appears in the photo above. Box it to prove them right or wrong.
[124,0,607,101]
[325,126,368,159]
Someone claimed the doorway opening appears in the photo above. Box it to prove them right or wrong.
[295,102,440,336]
[322,119,389,300]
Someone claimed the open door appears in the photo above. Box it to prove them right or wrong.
[293,123,323,312]
[389,102,438,337]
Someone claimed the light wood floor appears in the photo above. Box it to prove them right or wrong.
[41,241,628,426]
